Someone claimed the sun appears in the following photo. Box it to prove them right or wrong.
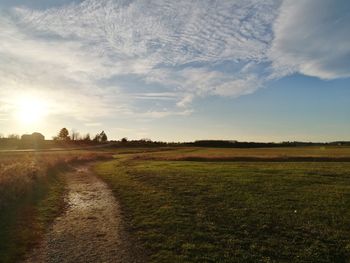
[14,96,48,125]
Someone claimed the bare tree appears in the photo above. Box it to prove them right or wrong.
[71,130,80,141]
[7,134,20,140]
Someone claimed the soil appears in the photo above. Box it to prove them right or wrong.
[23,164,144,263]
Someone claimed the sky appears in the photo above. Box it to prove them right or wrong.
[0,0,349,142]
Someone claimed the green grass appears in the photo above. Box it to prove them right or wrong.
[95,153,350,262]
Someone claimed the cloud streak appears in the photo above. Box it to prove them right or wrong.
[270,0,350,79]
[0,0,349,123]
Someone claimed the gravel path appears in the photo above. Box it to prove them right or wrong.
[24,164,143,263]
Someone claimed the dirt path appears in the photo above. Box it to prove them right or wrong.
[24,164,143,263]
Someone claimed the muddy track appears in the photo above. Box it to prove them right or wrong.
[24,164,143,263]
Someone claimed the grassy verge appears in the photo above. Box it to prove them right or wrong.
[95,156,350,262]
[0,151,112,262]
[0,167,65,263]
[0,151,111,209]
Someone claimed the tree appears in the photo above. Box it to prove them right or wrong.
[121,137,128,143]
[100,131,107,142]
[58,128,70,141]
[83,133,91,142]
[93,134,100,142]
[92,131,107,143]
[7,134,19,140]
[71,130,80,141]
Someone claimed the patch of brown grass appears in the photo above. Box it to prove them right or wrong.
[0,151,111,209]
[130,146,350,162]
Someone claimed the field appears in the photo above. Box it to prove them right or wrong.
[95,147,350,262]
[1,146,350,262]
[129,146,350,161]
[0,150,111,263]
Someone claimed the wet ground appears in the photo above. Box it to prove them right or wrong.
[24,164,143,263]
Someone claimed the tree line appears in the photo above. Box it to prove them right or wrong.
[1,131,350,147]
[53,128,108,143]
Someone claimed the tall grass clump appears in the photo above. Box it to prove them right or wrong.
[0,151,111,262]
[0,151,110,209]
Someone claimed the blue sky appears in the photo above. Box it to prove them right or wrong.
[0,0,349,142]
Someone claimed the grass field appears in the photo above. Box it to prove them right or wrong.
[0,150,111,263]
[96,147,350,262]
[130,146,350,161]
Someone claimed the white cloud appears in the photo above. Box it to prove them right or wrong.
[140,109,193,119]
[0,0,279,114]
[0,0,348,126]
[270,0,350,79]
[16,0,277,64]
[0,15,123,121]
[177,94,194,108]
[84,122,102,127]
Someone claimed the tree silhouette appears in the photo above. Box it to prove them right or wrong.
[58,128,70,141]
[93,134,100,142]
[7,134,19,140]
[83,133,91,142]
[100,131,107,142]
[71,130,80,141]
[92,131,108,143]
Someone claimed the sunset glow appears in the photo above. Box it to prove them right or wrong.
[0,0,349,141]
[14,96,48,125]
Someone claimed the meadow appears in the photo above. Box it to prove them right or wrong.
[1,146,350,262]
[130,146,350,161]
[0,150,111,263]
[95,147,350,262]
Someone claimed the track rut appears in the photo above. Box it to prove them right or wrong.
[24,164,142,263]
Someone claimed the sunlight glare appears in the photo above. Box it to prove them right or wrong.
[14,96,48,125]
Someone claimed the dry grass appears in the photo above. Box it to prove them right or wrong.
[131,146,350,162]
[0,151,111,209]
[0,150,112,263]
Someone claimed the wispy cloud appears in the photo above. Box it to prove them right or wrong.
[0,0,279,117]
[84,122,102,127]
[270,0,350,79]
[0,0,348,124]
